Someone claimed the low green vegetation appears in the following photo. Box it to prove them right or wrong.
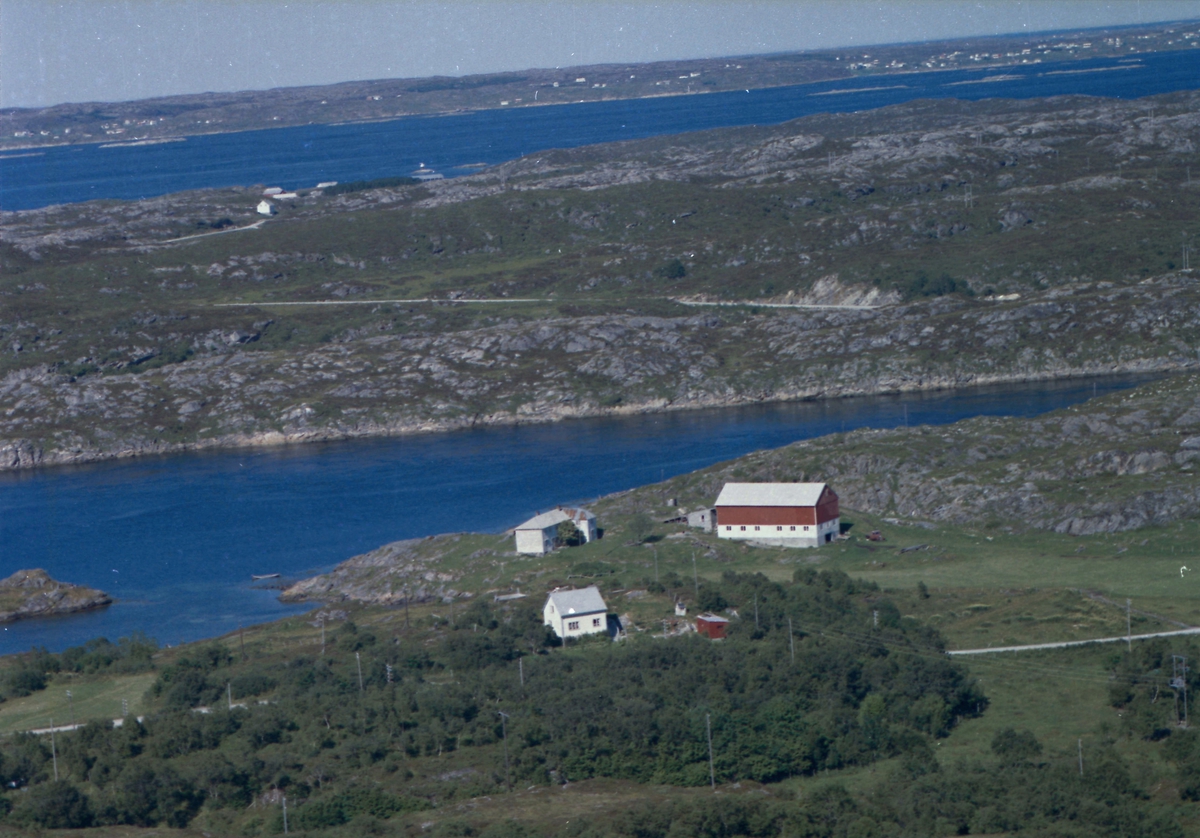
[0,571,983,833]
[322,177,418,196]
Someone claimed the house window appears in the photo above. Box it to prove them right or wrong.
[776,526,782,531]
[726,525,732,531]
[568,621,580,631]
[740,526,746,531]
[754,526,760,531]
[592,618,601,627]
[790,526,795,531]
[804,526,809,531]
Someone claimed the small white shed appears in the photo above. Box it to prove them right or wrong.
[543,586,608,639]
[687,508,715,532]
[256,200,275,216]
[514,507,597,555]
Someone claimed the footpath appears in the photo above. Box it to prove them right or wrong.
[948,626,1200,656]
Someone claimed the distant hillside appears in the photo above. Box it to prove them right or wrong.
[1,18,1196,149]
[5,88,1200,470]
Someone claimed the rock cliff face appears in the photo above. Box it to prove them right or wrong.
[2,276,1198,472]
[0,569,112,622]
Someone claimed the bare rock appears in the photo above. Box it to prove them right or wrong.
[0,569,112,623]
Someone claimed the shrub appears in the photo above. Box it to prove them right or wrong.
[17,779,93,829]
[654,259,687,279]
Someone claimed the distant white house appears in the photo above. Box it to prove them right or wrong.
[316,181,338,189]
[274,192,299,200]
[543,586,608,639]
[262,187,283,196]
[256,200,275,216]
[514,507,597,555]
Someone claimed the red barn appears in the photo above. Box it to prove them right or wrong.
[696,613,729,639]
[714,482,840,547]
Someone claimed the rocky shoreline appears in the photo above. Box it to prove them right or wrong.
[1,357,1190,474]
[0,569,112,623]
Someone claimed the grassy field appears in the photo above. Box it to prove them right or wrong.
[0,672,157,735]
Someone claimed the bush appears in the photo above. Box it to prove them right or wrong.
[0,665,45,698]
[230,672,277,698]
[323,176,418,195]
[100,762,202,827]
[991,727,1043,763]
[654,259,687,279]
[17,779,92,828]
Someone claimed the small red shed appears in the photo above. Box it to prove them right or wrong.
[696,613,729,639]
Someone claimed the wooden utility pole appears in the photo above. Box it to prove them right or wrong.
[50,720,58,781]
[498,711,512,791]
[706,713,716,790]
[519,657,525,687]
[1078,739,1083,776]
[356,652,364,692]
[1127,599,1132,652]
[788,616,795,664]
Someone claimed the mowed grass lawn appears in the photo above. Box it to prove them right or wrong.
[0,672,157,734]
[821,513,1200,624]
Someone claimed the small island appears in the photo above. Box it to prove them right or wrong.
[0,569,112,623]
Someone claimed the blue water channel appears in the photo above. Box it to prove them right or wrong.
[3,49,1200,210]
[0,374,1155,653]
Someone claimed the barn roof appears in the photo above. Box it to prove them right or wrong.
[545,586,607,616]
[714,482,829,507]
[516,506,595,531]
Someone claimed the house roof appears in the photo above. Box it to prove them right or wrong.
[714,482,829,507]
[545,586,607,616]
[697,613,730,624]
[515,506,595,531]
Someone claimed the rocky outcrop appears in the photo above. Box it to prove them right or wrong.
[280,537,481,605]
[3,277,1200,473]
[0,569,112,622]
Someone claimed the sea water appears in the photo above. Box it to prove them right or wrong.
[0,375,1155,653]
[3,49,1200,210]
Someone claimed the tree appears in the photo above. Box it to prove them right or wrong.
[18,779,92,829]
[991,728,1042,764]
[627,512,653,544]
[556,520,582,547]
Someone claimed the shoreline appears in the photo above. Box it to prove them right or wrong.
[1,360,1186,476]
[0,49,1156,156]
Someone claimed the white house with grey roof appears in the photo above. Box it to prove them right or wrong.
[544,586,608,639]
[514,507,597,555]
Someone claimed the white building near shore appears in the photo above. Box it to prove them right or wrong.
[514,507,597,555]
